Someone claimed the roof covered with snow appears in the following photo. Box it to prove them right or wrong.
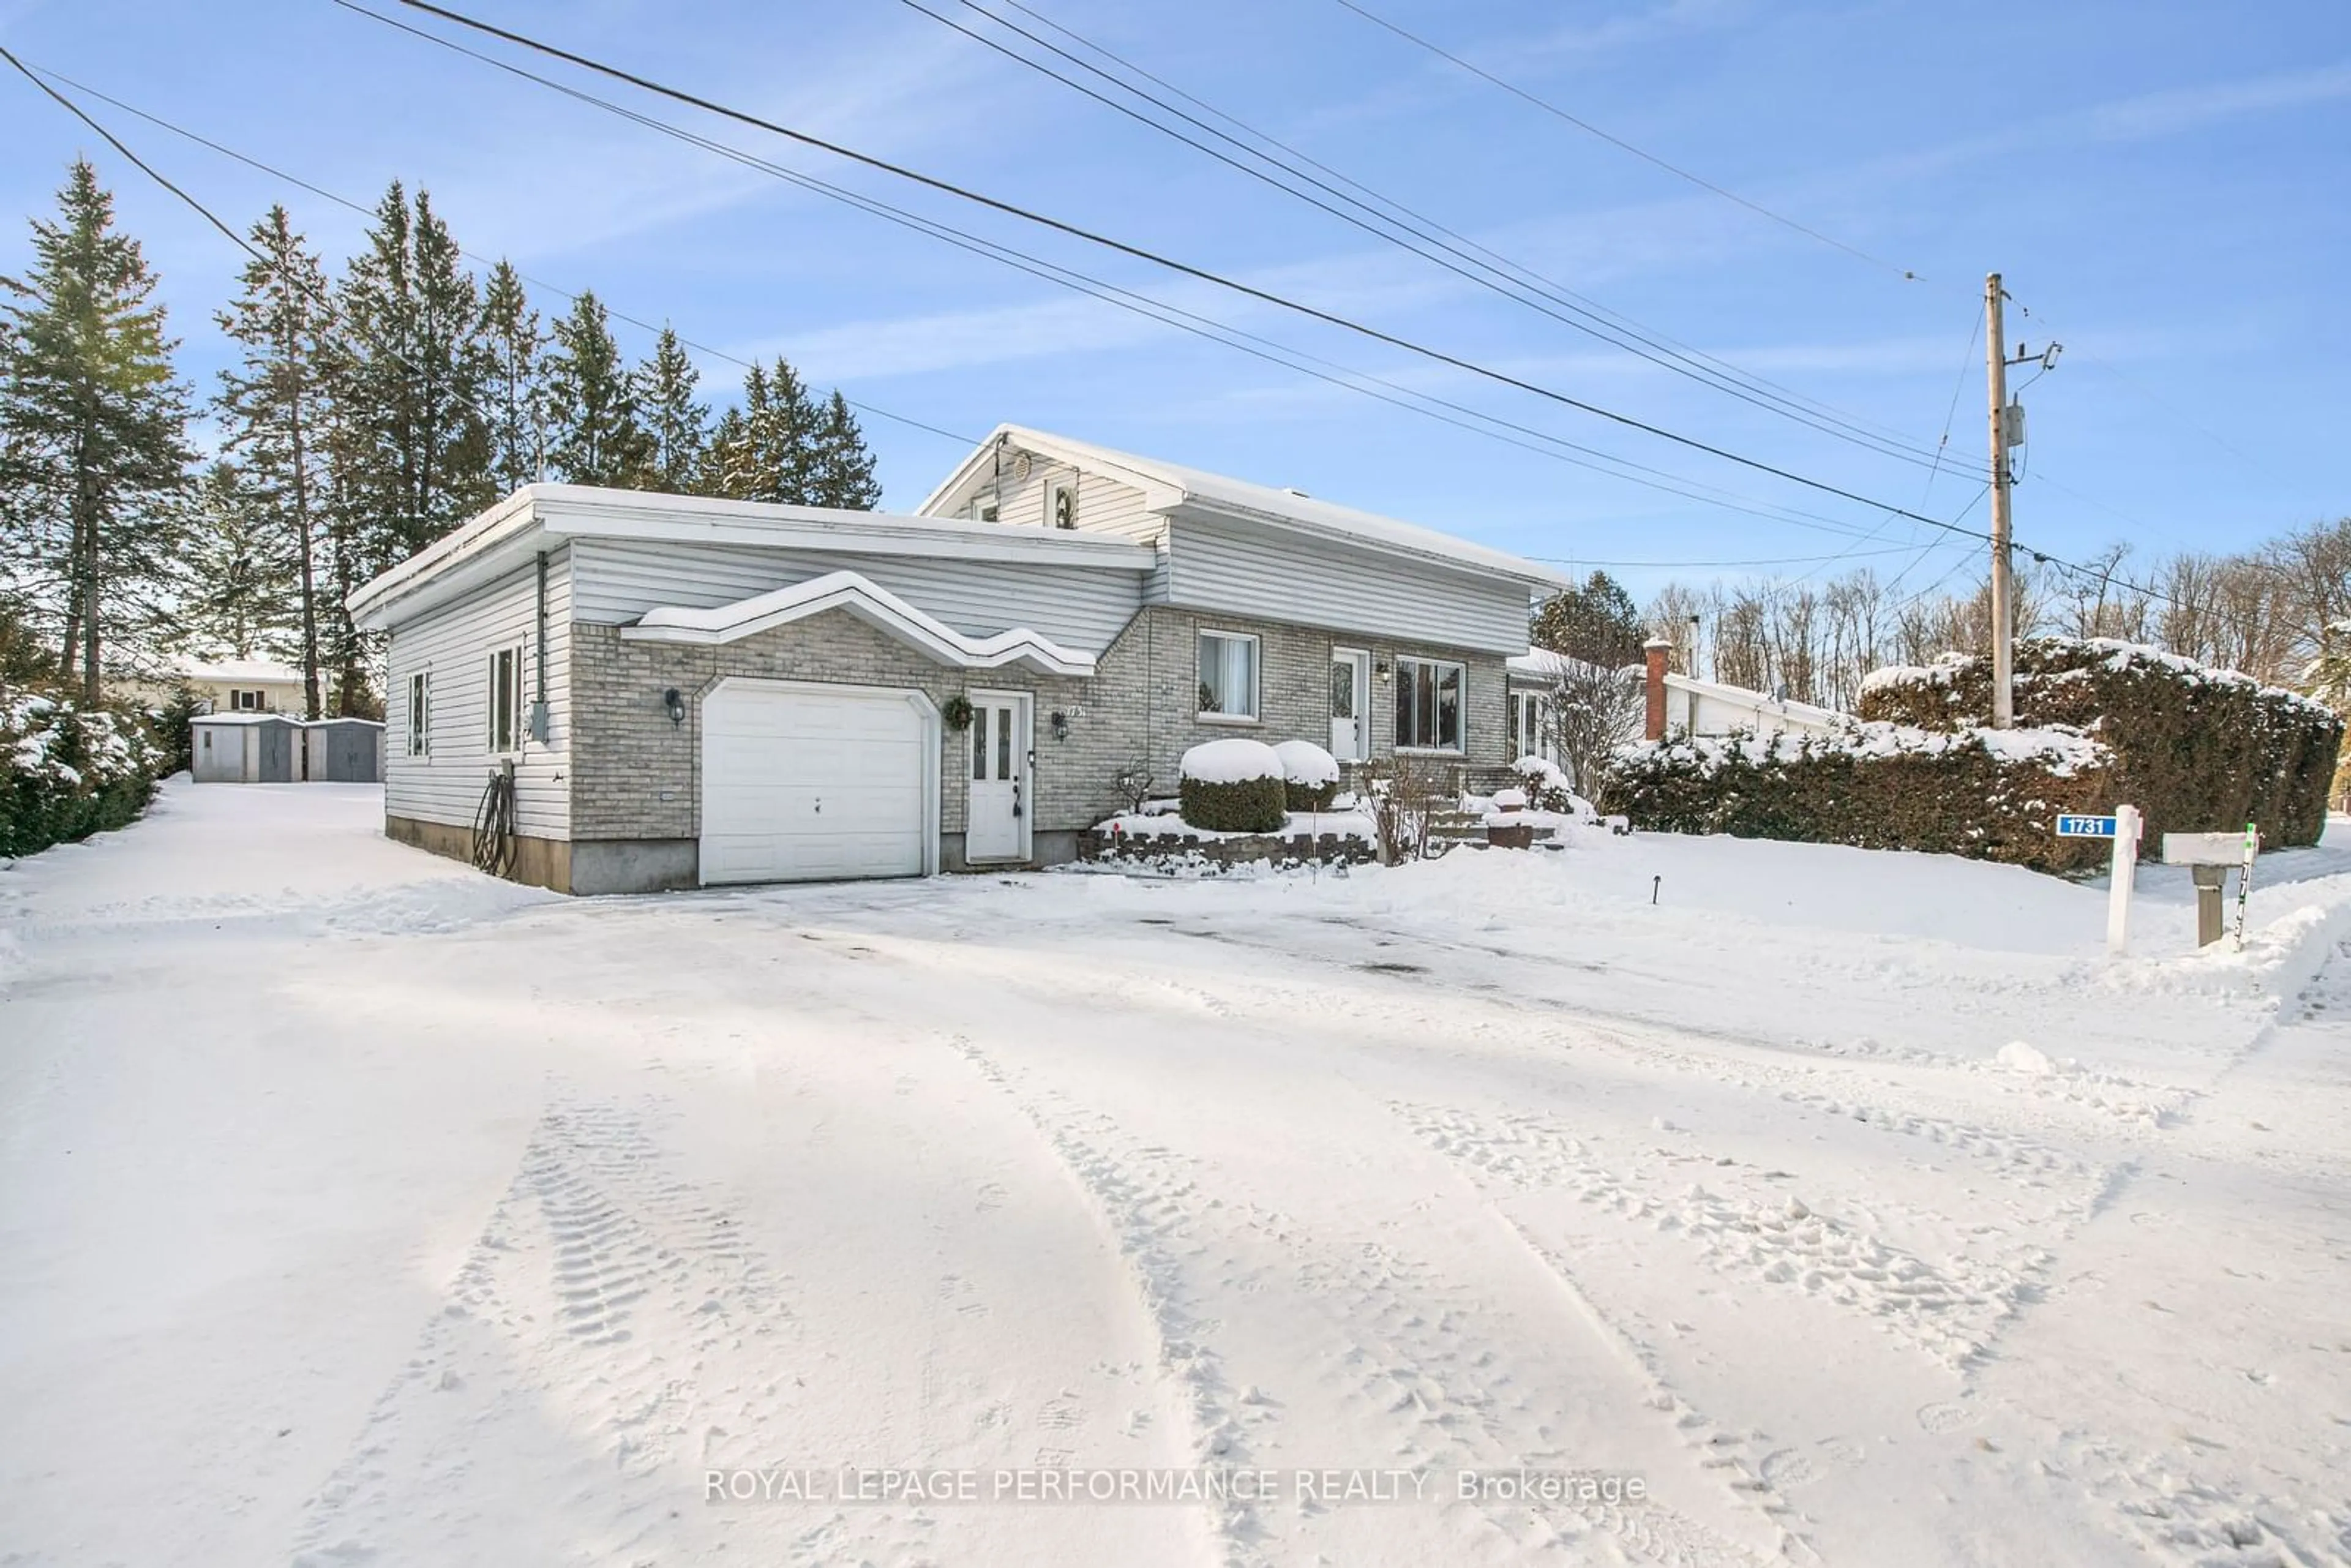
[921,426,1569,591]
[175,656,304,686]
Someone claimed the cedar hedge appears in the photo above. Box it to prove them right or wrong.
[1179,775,1289,833]
[1607,722,2118,876]
[1,689,163,860]
[1857,637,2341,851]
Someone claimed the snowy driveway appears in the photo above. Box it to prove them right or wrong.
[4,784,2349,1566]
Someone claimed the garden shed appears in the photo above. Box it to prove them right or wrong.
[190,714,300,784]
[303,718,383,783]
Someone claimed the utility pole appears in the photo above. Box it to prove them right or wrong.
[1986,271,2014,729]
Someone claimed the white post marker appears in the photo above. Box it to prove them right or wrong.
[2107,805,2142,954]
[2056,808,2140,955]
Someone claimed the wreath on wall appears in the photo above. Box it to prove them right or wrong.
[942,693,975,732]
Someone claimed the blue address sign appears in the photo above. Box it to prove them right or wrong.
[2054,814,2118,838]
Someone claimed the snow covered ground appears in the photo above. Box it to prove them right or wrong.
[4,781,2350,1567]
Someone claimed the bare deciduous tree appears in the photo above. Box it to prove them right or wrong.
[1544,658,1645,797]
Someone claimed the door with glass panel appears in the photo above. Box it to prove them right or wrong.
[1329,648,1370,761]
[966,691,1031,861]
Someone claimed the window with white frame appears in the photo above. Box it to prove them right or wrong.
[1397,657,1465,751]
[486,647,522,754]
[968,492,1000,523]
[1512,690,1546,759]
[408,671,431,757]
[231,688,262,711]
[1196,630,1259,719]
[1049,480,1078,529]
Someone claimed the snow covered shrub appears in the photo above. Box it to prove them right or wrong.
[1858,636,2342,850]
[1273,739,1341,811]
[1510,756,1577,814]
[1608,721,2118,874]
[1,686,163,859]
[1179,738,1288,833]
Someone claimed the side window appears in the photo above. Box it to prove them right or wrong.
[487,647,522,754]
[1197,630,1260,719]
[408,671,432,757]
[1049,482,1077,530]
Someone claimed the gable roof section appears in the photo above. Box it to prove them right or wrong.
[618,569,1098,675]
[920,425,1569,591]
[348,484,1156,631]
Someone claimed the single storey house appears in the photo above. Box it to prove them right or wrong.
[175,655,307,715]
[348,426,1566,893]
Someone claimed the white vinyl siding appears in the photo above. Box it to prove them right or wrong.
[951,459,1160,544]
[383,548,572,839]
[1196,629,1259,720]
[1397,656,1465,752]
[1165,514,1533,652]
[569,537,1145,653]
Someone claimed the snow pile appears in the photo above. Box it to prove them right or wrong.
[1271,739,1339,788]
[1626,718,2107,779]
[1508,755,1599,821]
[1179,737,1282,784]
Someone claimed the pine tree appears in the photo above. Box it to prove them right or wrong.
[215,204,333,716]
[1531,571,1647,669]
[0,159,193,700]
[480,259,545,493]
[763,356,821,503]
[335,181,494,564]
[808,390,880,509]
[636,326,707,493]
[699,403,747,497]
[543,290,651,487]
[176,462,295,661]
[705,361,773,500]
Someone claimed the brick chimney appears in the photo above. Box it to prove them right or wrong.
[1643,638,1673,741]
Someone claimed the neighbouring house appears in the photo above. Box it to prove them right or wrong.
[348,426,1566,893]
[1638,639,1846,743]
[173,655,308,715]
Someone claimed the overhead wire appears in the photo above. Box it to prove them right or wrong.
[6,55,977,449]
[321,0,1971,550]
[891,0,1946,468]
[346,0,2008,548]
[1325,0,1922,282]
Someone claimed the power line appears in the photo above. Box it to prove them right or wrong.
[891,0,1946,469]
[5,54,975,451]
[324,0,1974,552]
[348,0,1999,547]
[1327,0,1921,282]
[1533,543,1928,571]
[981,0,1931,457]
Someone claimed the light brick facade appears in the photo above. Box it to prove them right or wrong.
[563,603,1510,874]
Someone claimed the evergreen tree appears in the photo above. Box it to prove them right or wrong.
[705,360,773,500]
[636,326,707,493]
[543,290,650,486]
[0,159,193,699]
[699,402,747,498]
[215,204,333,715]
[763,356,821,503]
[807,390,880,509]
[336,181,494,563]
[176,462,294,661]
[1531,571,1647,669]
[480,259,545,494]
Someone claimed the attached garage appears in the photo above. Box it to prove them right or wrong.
[699,680,937,885]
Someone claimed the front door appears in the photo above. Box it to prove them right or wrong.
[966,691,1032,862]
[1330,648,1370,761]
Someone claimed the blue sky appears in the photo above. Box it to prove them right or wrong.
[1,0,2345,600]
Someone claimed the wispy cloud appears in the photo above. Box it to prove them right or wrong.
[2085,60,2351,142]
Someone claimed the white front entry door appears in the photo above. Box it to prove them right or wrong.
[1330,648,1370,760]
[966,691,1032,862]
[701,682,929,885]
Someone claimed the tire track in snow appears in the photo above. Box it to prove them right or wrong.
[288,1086,809,1567]
[943,1034,1242,1567]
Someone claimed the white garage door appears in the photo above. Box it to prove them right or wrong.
[701,683,928,885]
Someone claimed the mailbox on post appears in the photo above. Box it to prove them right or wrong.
[2162,827,2259,949]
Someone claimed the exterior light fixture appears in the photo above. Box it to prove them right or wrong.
[662,688,685,727]
[1051,710,1070,741]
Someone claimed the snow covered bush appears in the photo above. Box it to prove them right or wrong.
[1272,739,1341,811]
[1,686,163,860]
[1609,720,2118,874]
[1179,738,1287,833]
[1858,636,2342,849]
